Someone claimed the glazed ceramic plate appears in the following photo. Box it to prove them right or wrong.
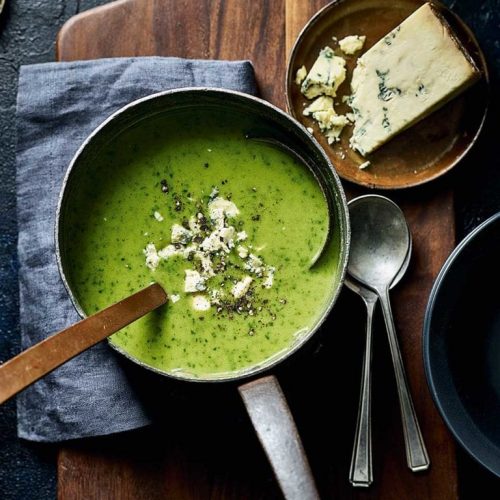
[286,0,489,189]
[424,213,500,477]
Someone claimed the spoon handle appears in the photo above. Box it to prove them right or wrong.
[349,295,376,487]
[0,284,167,405]
[378,287,430,472]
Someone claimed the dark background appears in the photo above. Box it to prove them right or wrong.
[0,0,499,498]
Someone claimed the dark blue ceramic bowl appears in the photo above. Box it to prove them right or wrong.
[424,212,500,477]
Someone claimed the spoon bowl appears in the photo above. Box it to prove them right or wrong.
[348,195,410,289]
[345,234,412,296]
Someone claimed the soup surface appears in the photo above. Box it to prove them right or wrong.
[64,109,341,378]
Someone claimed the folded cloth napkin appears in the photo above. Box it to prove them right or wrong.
[16,57,257,442]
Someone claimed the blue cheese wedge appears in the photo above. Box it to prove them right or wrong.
[303,96,349,144]
[338,35,366,55]
[300,47,346,99]
[349,2,480,156]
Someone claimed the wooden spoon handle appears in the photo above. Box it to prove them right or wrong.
[0,283,167,405]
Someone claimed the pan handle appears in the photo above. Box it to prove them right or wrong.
[238,375,320,500]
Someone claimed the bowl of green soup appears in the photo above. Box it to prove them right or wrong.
[56,88,349,496]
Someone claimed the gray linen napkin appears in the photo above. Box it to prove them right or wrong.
[16,57,257,442]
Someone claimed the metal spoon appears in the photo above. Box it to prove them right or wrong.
[347,236,412,487]
[347,195,430,473]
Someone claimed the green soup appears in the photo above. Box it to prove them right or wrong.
[63,109,341,379]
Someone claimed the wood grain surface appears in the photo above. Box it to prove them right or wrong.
[57,0,458,498]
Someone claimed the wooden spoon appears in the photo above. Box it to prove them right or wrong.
[0,283,167,405]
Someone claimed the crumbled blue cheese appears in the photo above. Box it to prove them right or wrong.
[189,214,204,234]
[208,197,239,222]
[349,3,480,156]
[144,193,277,304]
[300,47,346,99]
[153,211,164,222]
[209,186,219,200]
[219,227,236,246]
[144,243,160,270]
[194,251,215,277]
[184,270,206,293]
[244,253,264,276]
[338,35,366,55]
[303,96,333,121]
[263,266,275,288]
[210,289,224,304]
[236,230,247,242]
[200,225,235,254]
[158,243,198,261]
[232,276,253,299]
[238,245,249,259]
[158,244,180,259]
[170,294,180,303]
[303,96,349,144]
[171,223,192,244]
[325,117,349,144]
[295,65,307,85]
[192,294,211,311]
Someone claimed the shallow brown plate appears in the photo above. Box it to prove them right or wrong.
[286,0,489,189]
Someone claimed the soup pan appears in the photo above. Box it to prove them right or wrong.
[56,88,350,499]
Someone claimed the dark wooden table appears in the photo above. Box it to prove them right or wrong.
[52,0,464,497]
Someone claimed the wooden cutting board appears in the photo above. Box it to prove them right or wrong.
[56,1,458,498]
